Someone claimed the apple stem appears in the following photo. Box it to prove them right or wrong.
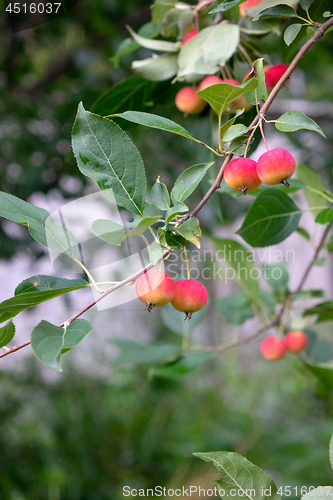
[243,123,258,158]
[282,179,290,188]
[259,118,269,152]
[241,187,247,195]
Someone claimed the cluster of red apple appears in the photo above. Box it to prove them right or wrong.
[175,28,288,116]
[260,331,308,361]
[175,64,288,115]
[135,269,208,319]
[224,147,296,194]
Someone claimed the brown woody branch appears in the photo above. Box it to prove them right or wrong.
[2,16,333,360]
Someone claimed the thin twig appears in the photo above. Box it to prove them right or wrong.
[203,319,278,352]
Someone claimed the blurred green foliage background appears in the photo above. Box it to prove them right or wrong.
[1,0,333,498]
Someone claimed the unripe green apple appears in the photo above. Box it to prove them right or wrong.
[223,157,261,194]
[256,148,296,187]
[136,270,176,312]
[175,87,206,114]
[260,336,286,361]
[284,330,308,353]
[171,279,208,319]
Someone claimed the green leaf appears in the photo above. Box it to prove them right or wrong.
[165,201,188,226]
[302,487,333,500]
[165,230,186,249]
[210,237,260,298]
[111,111,197,141]
[111,339,181,365]
[299,0,314,11]
[132,54,178,81]
[126,25,179,53]
[220,108,245,142]
[92,215,161,245]
[210,0,246,14]
[151,177,170,210]
[284,23,302,45]
[304,330,333,364]
[197,79,258,116]
[149,242,165,265]
[161,6,194,38]
[91,220,127,246]
[223,124,249,142]
[297,163,329,217]
[171,163,214,204]
[0,192,78,255]
[91,75,162,117]
[263,264,289,292]
[303,301,333,323]
[143,202,161,217]
[178,24,240,79]
[253,4,298,21]
[111,22,162,67]
[174,217,201,248]
[148,351,218,378]
[72,102,147,215]
[31,319,92,371]
[275,110,326,137]
[0,320,15,348]
[216,291,254,325]
[242,58,268,105]
[228,134,252,156]
[15,275,88,295]
[323,11,332,18]
[0,276,88,325]
[237,189,302,247]
[296,227,311,240]
[151,0,177,24]
[127,216,161,237]
[194,451,281,500]
[315,207,333,225]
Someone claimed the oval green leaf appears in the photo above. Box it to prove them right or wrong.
[236,189,302,247]
[171,162,214,203]
[72,103,147,215]
[275,110,326,137]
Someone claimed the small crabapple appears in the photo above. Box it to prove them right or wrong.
[198,75,223,91]
[284,330,308,353]
[239,0,264,16]
[181,30,199,46]
[175,87,206,114]
[223,157,261,195]
[256,148,296,187]
[171,279,208,319]
[260,336,286,361]
[264,64,289,88]
[136,270,176,312]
